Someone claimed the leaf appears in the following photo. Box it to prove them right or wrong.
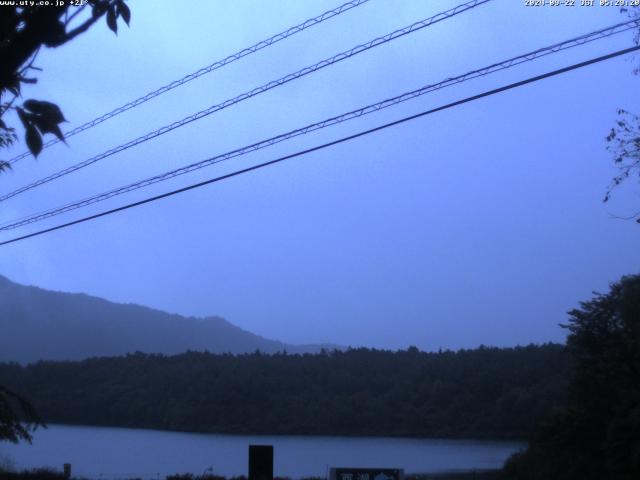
[21,100,67,144]
[0,119,6,130]
[118,1,131,26]
[16,107,30,129]
[107,5,118,34]
[37,121,65,143]
[23,100,66,123]
[0,161,12,173]
[6,75,21,96]
[89,0,109,17]
[25,124,43,157]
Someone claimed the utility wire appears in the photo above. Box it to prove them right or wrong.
[1,44,638,247]
[0,0,492,203]
[7,0,372,165]
[1,19,636,232]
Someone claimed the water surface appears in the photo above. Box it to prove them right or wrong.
[0,425,524,479]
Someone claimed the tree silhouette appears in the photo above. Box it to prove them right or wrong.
[604,7,640,222]
[0,0,131,443]
[504,274,640,479]
[0,386,43,444]
[0,0,130,170]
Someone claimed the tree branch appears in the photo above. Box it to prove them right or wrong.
[65,4,87,27]
[56,0,116,46]
[56,12,102,45]
[608,210,640,221]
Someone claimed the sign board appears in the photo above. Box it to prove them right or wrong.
[249,445,273,480]
[330,467,404,480]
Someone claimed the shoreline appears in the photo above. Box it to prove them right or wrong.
[0,470,504,480]
[33,422,529,444]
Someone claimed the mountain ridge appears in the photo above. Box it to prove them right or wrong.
[0,274,339,364]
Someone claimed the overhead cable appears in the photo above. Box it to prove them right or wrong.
[1,19,636,232]
[1,44,638,247]
[7,0,373,165]
[0,0,492,203]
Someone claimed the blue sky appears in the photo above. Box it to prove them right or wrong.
[0,0,638,350]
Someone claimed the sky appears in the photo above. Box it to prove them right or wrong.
[0,0,639,351]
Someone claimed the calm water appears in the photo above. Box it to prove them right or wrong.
[0,425,524,479]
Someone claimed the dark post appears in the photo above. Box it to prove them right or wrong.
[249,445,273,480]
[63,463,71,479]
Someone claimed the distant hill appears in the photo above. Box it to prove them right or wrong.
[0,275,337,363]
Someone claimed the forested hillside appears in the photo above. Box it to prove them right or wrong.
[0,345,568,439]
[0,275,335,363]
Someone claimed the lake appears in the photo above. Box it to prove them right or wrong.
[0,425,525,479]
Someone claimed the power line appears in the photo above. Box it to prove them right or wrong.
[0,0,492,203]
[7,0,373,165]
[1,44,637,247]
[1,19,636,232]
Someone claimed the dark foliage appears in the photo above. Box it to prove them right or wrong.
[0,385,43,444]
[0,468,66,480]
[605,109,640,221]
[166,475,228,480]
[503,274,640,479]
[0,0,131,162]
[166,477,291,480]
[0,345,568,439]
[604,7,640,221]
[0,473,501,480]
